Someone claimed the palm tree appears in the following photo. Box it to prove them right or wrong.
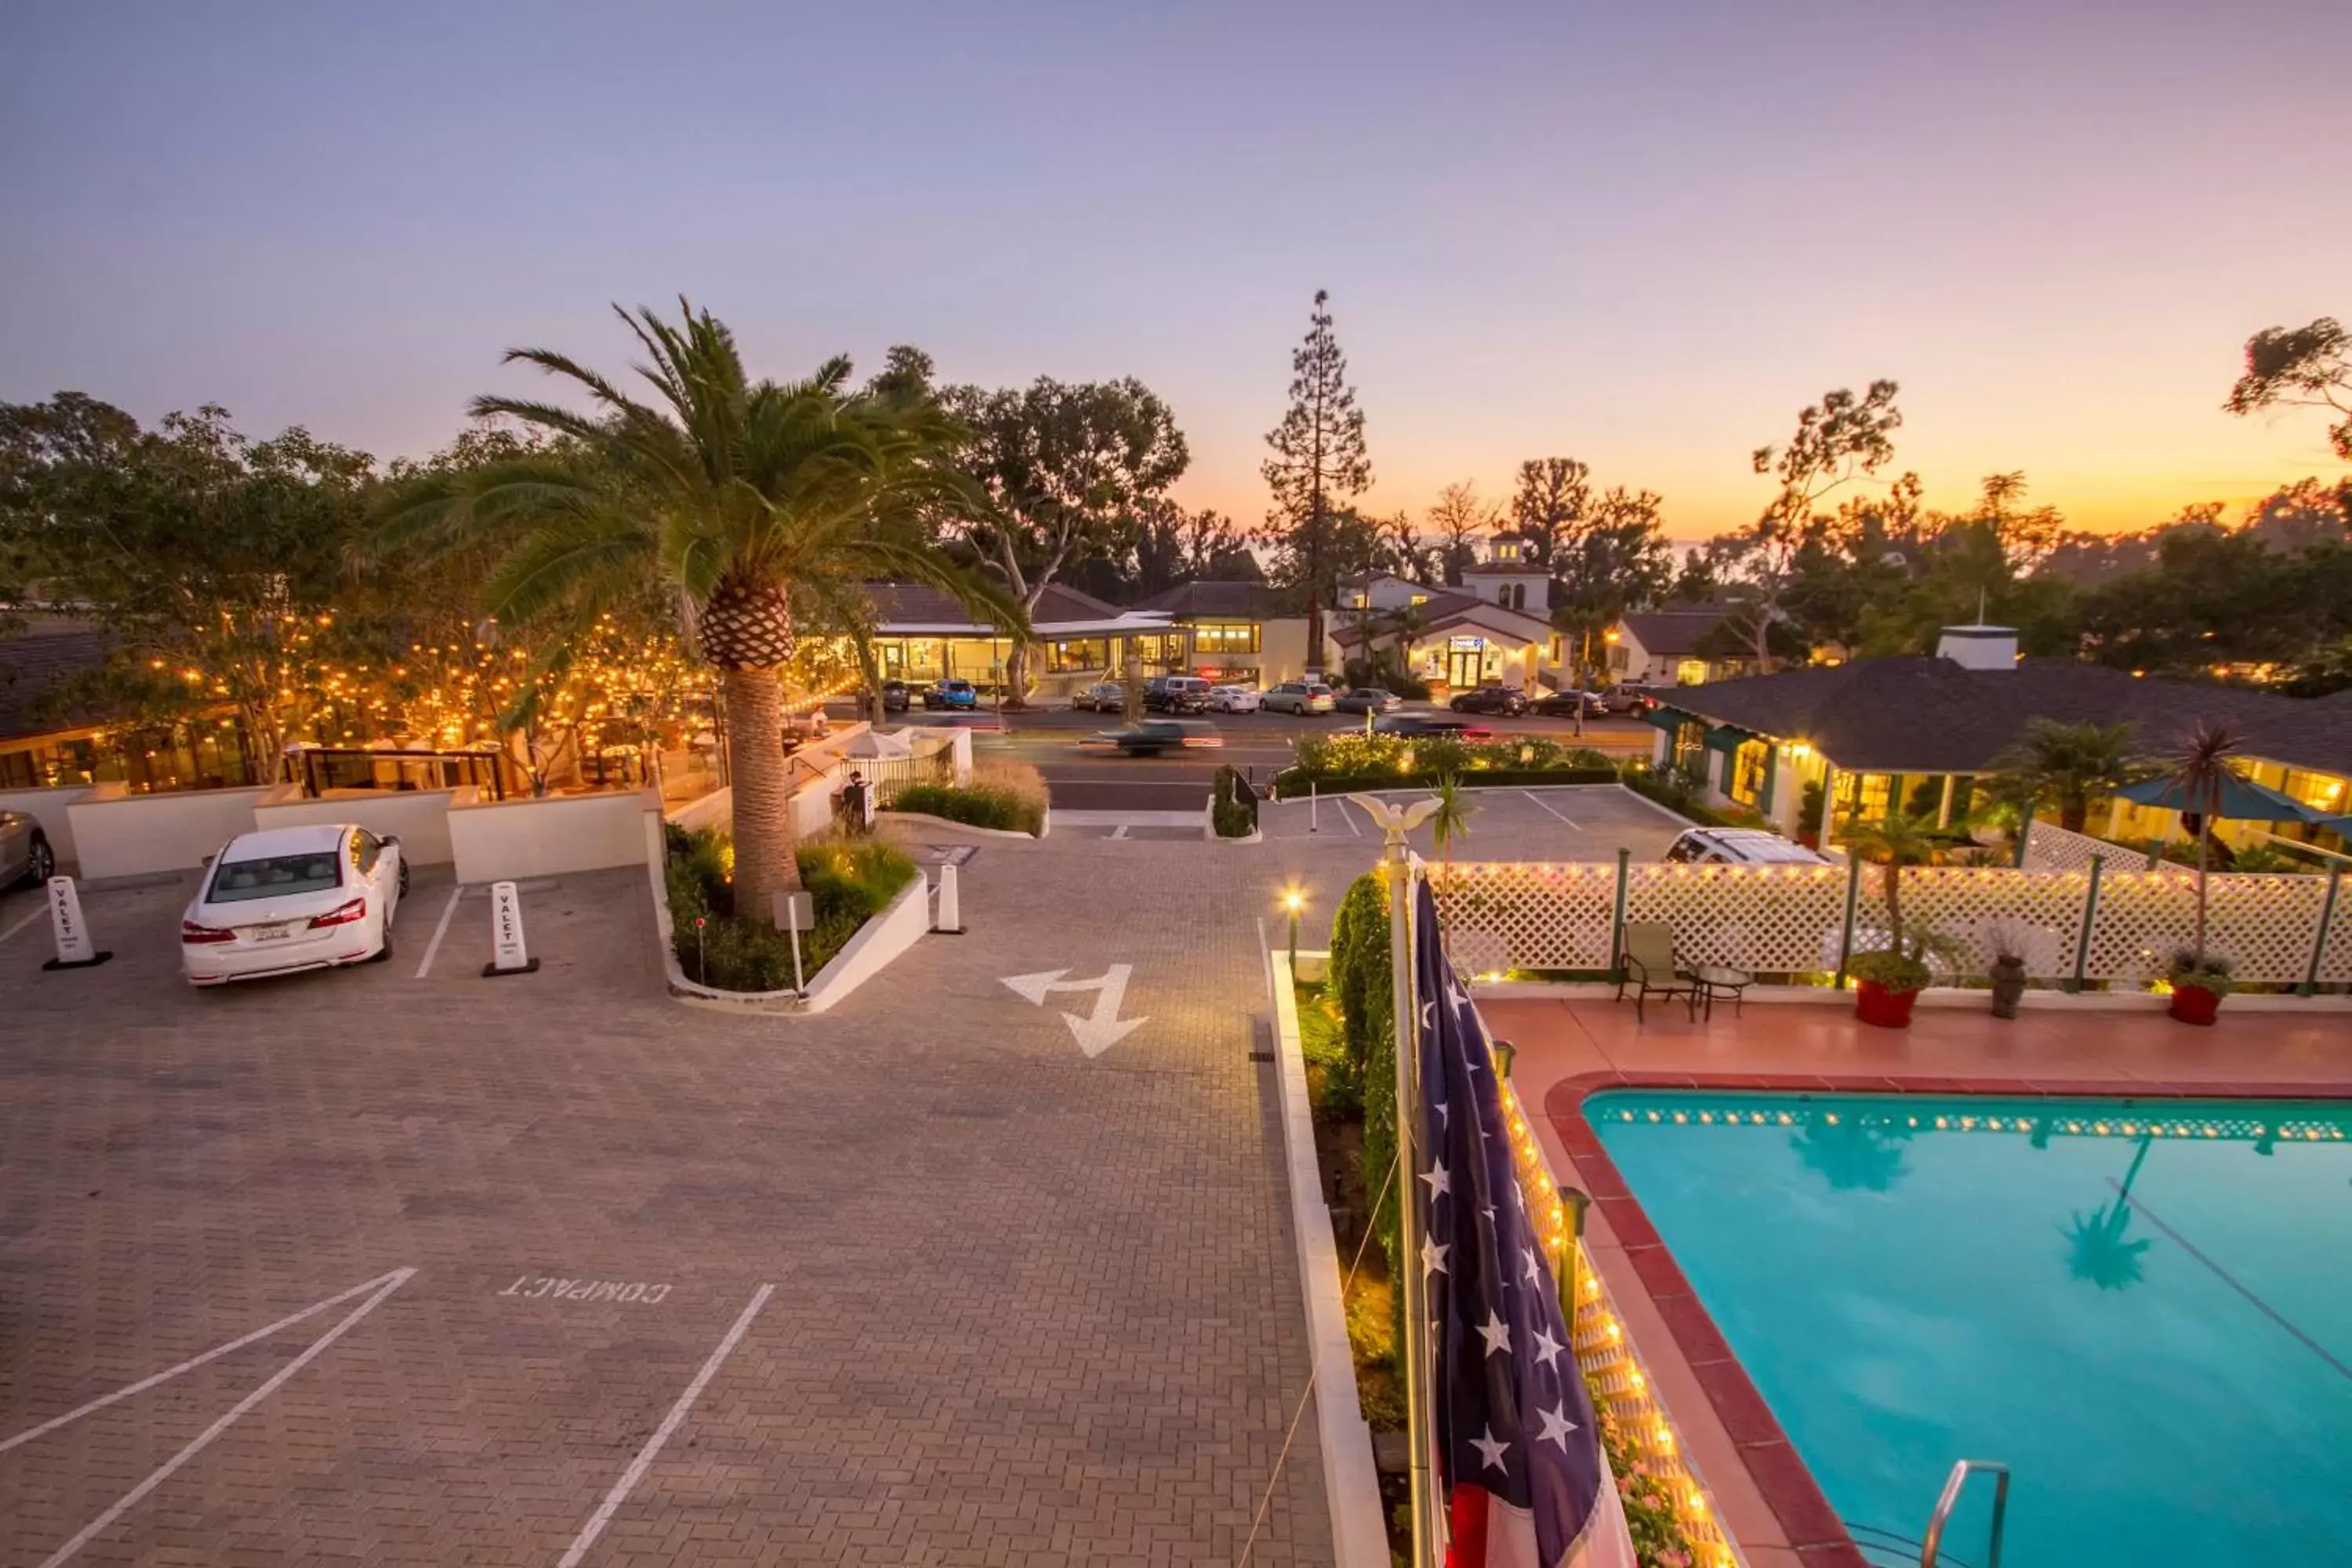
[1429,771,1473,875]
[2161,718,2249,967]
[2063,1134,2155,1291]
[1838,810,1942,959]
[1990,718,2143,833]
[1791,1114,1913,1192]
[375,300,1022,920]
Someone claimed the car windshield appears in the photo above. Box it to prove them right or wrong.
[207,851,343,904]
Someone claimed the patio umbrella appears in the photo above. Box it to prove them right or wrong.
[2111,771,2321,823]
[841,728,914,759]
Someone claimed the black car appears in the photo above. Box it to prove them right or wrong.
[1531,688,1597,718]
[1080,720,1224,757]
[1449,684,1527,717]
[880,679,910,713]
[1373,713,1486,739]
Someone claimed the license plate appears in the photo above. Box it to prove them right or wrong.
[248,923,292,942]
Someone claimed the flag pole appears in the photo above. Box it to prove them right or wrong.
[1382,815,1440,1568]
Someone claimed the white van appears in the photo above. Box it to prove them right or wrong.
[1661,828,1832,866]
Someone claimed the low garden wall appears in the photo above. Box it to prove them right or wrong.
[0,785,89,868]
[252,784,477,866]
[448,788,661,884]
[68,785,276,882]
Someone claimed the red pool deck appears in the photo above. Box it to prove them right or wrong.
[1487,994,2352,1568]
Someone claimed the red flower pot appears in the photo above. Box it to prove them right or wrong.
[2168,983,2221,1026]
[1854,978,1920,1029]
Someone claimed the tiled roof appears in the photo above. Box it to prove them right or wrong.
[1618,608,1736,658]
[1132,580,1294,619]
[859,581,1114,631]
[1653,658,2352,775]
[1331,594,1550,647]
[0,620,111,742]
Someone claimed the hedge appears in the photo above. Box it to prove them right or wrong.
[890,782,1044,836]
[664,824,917,991]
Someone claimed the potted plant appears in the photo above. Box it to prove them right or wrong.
[1840,811,1944,1028]
[1849,947,1934,1027]
[1984,920,2031,1019]
[2158,718,2247,1025]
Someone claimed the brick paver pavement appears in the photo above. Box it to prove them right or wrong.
[0,829,1372,1566]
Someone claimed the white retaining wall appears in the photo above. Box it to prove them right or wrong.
[448,789,659,884]
[252,785,476,866]
[68,786,277,881]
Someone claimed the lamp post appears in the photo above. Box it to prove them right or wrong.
[1282,888,1305,968]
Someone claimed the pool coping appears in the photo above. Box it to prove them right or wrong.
[1541,1070,2352,1568]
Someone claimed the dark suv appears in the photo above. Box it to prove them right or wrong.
[1448,684,1527,717]
[1144,674,1211,713]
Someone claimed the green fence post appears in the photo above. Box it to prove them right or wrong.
[1834,853,1862,988]
[2302,866,2343,996]
[2013,806,2034,869]
[1610,847,1632,982]
[2068,853,2106,995]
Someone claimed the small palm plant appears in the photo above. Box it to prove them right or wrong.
[1991,718,2147,833]
[1839,810,1945,993]
[2162,717,2248,991]
[1429,772,1474,875]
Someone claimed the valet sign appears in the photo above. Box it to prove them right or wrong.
[482,880,539,977]
[43,876,112,971]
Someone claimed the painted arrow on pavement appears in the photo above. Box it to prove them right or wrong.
[1000,964,1148,1056]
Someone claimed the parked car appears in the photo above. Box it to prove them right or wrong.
[1072,681,1126,712]
[1531,688,1599,718]
[1333,686,1403,715]
[1079,720,1224,757]
[1449,684,1528,717]
[1208,684,1262,713]
[1262,681,1338,715]
[1374,713,1488,739]
[923,679,980,710]
[2,811,56,888]
[1598,682,1660,715]
[1143,674,1213,713]
[880,679,911,713]
[180,824,408,986]
[1661,827,1831,867]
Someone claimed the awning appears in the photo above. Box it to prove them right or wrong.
[1641,708,1687,734]
[2113,771,2321,823]
[1703,724,1751,756]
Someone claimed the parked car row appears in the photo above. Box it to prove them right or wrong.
[1065,677,1660,719]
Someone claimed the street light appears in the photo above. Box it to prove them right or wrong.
[1282,887,1305,967]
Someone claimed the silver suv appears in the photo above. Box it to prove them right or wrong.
[1661,827,1831,866]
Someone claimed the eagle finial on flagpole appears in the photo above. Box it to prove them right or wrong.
[1353,794,1441,848]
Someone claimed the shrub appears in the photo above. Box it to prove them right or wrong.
[2168,949,2235,995]
[1210,764,1258,837]
[890,782,1044,835]
[663,826,916,991]
[1330,873,1400,1318]
[1618,760,1730,826]
[1848,947,1933,993]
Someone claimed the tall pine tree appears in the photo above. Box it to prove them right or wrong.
[1262,290,1370,671]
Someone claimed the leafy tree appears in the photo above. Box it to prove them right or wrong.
[1508,457,1590,570]
[0,393,377,770]
[948,376,1189,702]
[1551,485,1674,672]
[1262,290,1371,671]
[1426,481,1498,585]
[2226,317,2352,461]
[1990,719,2145,833]
[1713,381,1905,669]
[375,299,1018,920]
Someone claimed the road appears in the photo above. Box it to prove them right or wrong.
[939,706,1658,812]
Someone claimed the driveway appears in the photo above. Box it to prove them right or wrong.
[1,846,1330,1566]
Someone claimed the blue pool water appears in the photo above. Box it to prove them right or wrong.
[1589,1092,2352,1566]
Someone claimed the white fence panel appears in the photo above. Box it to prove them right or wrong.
[1625,862,1849,974]
[1432,862,1617,972]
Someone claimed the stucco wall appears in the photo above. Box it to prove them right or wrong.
[252,786,476,866]
[68,786,277,882]
[0,786,90,868]
[448,789,662,884]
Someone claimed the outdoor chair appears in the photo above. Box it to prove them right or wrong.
[1616,921,1697,1023]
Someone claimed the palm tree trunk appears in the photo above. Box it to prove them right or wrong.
[2193,822,2209,966]
[720,666,801,921]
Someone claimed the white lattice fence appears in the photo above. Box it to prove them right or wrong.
[2021,818,2124,873]
[1853,866,2091,981]
[1432,862,1618,971]
[1624,863,1849,973]
[1441,856,2347,988]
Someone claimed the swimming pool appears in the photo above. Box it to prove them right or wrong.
[1588,1091,2352,1566]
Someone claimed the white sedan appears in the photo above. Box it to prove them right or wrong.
[1208,684,1262,713]
[181,824,407,986]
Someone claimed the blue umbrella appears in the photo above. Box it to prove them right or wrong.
[2112,771,2321,823]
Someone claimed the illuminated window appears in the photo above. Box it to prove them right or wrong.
[1192,622,1261,654]
[1675,658,1708,685]
[1730,740,1769,805]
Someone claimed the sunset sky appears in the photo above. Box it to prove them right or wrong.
[3,1,2345,541]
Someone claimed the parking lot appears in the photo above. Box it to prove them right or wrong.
[1259,782,1690,863]
[0,844,1328,1566]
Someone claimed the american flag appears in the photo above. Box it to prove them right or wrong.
[1412,880,1638,1568]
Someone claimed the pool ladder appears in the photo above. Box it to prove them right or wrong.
[1919,1459,2009,1568]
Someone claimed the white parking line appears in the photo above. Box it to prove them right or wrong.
[31,1269,414,1568]
[1109,824,1130,840]
[1331,797,1363,838]
[415,885,464,978]
[558,1283,775,1567]
[1,1268,412,1454]
[1522,791,1581,829]
[1,903,45,946]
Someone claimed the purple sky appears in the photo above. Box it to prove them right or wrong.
[3,1,2345,539]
